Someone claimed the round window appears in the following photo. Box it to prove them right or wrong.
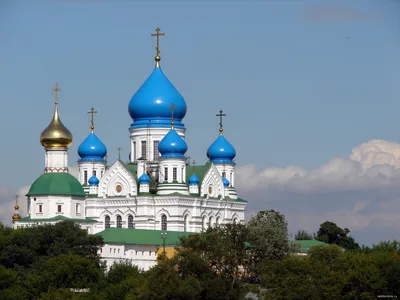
[115,184,122,193]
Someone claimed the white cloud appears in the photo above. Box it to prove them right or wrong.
[236,140,400,245]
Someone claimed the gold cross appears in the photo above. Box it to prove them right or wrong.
[117,147,123,160]
[88,107,97,132]
[52,82,61,104]
[169,103,175,129]
[151,27,165,57]
[216,109,226,135]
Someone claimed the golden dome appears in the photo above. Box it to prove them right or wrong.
[12,197,21,222]
[40,83,73,148]
[12,213,21,221]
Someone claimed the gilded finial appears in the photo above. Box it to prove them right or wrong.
[12,194,21,222]
[192,159,196,174]
[88,107,97,133]
[216,110,226,136]
[117,147,123,160]
[40,82,73,148]
[151,27,165,68]
[169,103,175,129]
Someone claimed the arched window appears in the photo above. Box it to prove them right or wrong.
[105,215,110,229]
[184,215,188,232]
[202,216,207,230]
[116,215,122,228]
[161,214,167,231]
[128,215,134,229]
[209,216,214,228]
[216,217,221,227]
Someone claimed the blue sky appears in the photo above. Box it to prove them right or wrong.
[1,0,400,245]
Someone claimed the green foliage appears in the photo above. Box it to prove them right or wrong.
[315,221,359,250]
[294,229,314,240]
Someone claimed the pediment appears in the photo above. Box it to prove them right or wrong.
[98,161,137,198]
[200,163,224,198]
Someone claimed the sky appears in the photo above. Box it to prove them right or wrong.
[0,0,400,246]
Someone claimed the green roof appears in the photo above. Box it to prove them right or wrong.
[97,228,192,246]
[17,215,97,223]
[186,162,211,184]
[27,173,86,197]
[291,240,329,253]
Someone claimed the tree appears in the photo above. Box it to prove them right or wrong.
[247,210,290,275]
[315,221,359,250]
[294,229,313,240]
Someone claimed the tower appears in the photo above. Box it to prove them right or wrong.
[77,107,107,188]
[40,82,73,173]
[25,83,86,221]
[157,103,189,195]
[127,27,187,181]
[207,110,238,199]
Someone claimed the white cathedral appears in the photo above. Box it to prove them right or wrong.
[12,28,247,269]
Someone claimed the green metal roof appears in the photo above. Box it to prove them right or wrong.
[291,240,328,253]
[17,215,97,223]
[186,161,211,184]
[97,228,192,246]
[27,173,86,197]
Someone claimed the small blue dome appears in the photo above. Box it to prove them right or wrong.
[158,129,188,159]
[78,133,107,162]
[128,67,187,129]
[139,172,151,184]
[207,135,236,164]
[88,174,99,186]
[188,173,200,185]
[222,176,230,188]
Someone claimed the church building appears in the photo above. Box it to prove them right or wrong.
[12,28,247,269]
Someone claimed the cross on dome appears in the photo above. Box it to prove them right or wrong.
[52,82,61,105]
[151,27,165,66]
[88,107,97,133]
[169,103,175,129]
[216,109,226,135]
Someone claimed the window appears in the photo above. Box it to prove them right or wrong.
[57,205,62,213]
[216,217,221,226]
[222,171,226,178]
[75,204,80,213]
[116,215,122,228]
[101,170,104,177]
[209,216,213,228]
[164,167,168,181]
[128,215,134,228]
[230,172,233,186]
[202,216,207,230]
[93,170,96,176]
[208,186,213,196]
[184,215,188,232]
[182,167,184,182]
[173,167,177,181]
[141,141,147,160]
[153,141,159,161]
[84,170,88,184]
[161,214,167,231]
[38,204,42,213]
[133,142,136,161]
[105,216,110,229]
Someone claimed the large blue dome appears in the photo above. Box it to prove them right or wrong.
[207,135,236,164]
[158,129,187,159]
[128,66,187,129]
[78,133,107,162]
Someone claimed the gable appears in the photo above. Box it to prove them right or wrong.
[200,163,224,198]
[98,160,138,197]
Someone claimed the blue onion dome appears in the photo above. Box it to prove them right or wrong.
[188,173,200,185]
[88,174,99,186]
[78,133,107,162]
[222,176,230,188]
[207,135,236,164]
[139,172,151,184]
[128,67,187,129]
[158,129,188,158]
